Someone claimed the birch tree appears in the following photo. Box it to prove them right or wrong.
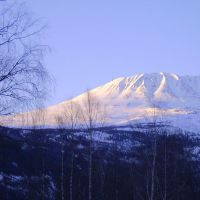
[63,100,80,200]
[55,115,65,200]
[79,90,107,200]
[0,1,51,116]
[55,100,80,200]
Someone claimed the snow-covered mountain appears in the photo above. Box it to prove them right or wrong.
[7,72,200,132]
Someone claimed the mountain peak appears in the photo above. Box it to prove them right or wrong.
[93,72,183,100]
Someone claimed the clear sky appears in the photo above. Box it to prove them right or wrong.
[26,0,200,106]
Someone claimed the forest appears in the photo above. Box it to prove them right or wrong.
[0,125,200,200]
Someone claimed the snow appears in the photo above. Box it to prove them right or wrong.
[0,173,3,182]
[6,72,200,133]
[10,175,23,182]
[76,144,85,149]
[75,131,112,144]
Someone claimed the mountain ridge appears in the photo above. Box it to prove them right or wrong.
[6,72,200,132]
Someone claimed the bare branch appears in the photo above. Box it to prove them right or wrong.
[0,2,51,116]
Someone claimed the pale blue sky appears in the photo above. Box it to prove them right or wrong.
[26,0,200,106]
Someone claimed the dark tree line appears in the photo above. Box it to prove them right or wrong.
[0,126,199,200]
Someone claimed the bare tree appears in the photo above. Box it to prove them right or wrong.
[64,101,80,200]
[162,128,168,200]
[60,137,65,200]
[27,101,47,129]
[55,115,65,129]
[55,115,65,200]
[127,91,172,200]
[63,100,80,130]
[79,90,107,200]
[0,1,51,116]
[150,106,157,200]
[55,101,80,200]
[144,101,169,200]
[60,100,80,200]
[80,90,107,129]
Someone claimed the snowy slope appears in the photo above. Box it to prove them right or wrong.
[6,72,200,132]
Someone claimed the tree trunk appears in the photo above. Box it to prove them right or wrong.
[163,133,167,200]
[61,142,64,200]
[150,135,157,200]
[89,131,92,200]
[70,150,74,200]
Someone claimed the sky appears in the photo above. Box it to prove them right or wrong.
[24,0,200,106]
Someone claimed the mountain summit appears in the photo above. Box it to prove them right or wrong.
[90,72,200,106]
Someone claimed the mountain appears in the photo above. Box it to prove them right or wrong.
[7,72,200,132]
[1,73,200,200]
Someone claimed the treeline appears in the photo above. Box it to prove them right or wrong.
[0,127,199,200]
